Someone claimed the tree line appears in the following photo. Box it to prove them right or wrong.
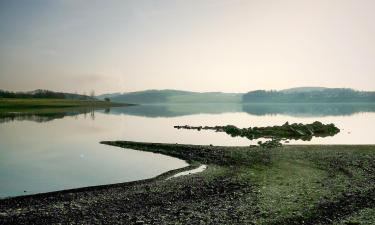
[242,89,375,103]
[0,89,95,100]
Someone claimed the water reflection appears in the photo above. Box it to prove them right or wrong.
[0,108,109,123]
[0,112,68,123]
[0,109,188,198]
[1,103,375,123]
[109,104,243,117]
[242,103,375,117]
[109,103,375,118]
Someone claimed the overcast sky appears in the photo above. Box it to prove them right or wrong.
[0,0,374,94]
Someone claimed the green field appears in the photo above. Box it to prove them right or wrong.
[0,98,128,112]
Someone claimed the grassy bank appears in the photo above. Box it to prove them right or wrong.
[0,98,130,111]
[1,142,375,224]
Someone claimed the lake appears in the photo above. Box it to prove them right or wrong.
[1,103,374,198]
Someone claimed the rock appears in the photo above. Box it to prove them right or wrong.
[174,121,340,147]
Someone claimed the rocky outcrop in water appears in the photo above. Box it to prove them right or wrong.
[174,121,340,144]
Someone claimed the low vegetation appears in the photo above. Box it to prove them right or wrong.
[0,98,127,111]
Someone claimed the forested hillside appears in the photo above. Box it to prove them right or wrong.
[242,88,375,103]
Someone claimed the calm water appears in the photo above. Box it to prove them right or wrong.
[1,103,374,197]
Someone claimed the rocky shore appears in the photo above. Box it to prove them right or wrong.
[1,142,375,224]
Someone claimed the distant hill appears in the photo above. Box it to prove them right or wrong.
[107,90,192,104]
[99,88,375,104]
[242,88,375,103]
[0,89,95,100]
[103,90,243,104]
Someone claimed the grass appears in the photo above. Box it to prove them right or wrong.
[0,98,128,111]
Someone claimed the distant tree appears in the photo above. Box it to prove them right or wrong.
[0,90,65,99]
[90,90,95,98]
[104,97,111,102]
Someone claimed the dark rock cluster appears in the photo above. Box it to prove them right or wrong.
[174,121,340,146]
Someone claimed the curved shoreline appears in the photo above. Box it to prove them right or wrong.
[1,142,375,224]
[0,158,200,201]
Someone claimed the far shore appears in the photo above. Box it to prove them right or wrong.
[0,98,134,112]
[1,142,375,224]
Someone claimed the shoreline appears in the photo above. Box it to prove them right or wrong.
[0,98,134,112]
[0,163,201,201]
[1,142,375,224]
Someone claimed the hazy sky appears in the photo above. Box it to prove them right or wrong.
[1,0,375,94]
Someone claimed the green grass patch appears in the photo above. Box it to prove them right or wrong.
[0,98,127,111]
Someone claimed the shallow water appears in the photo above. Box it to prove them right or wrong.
[168,165,208,179]
[0,112,188,198]
[0,103,374,197]
[106,103,375,145]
